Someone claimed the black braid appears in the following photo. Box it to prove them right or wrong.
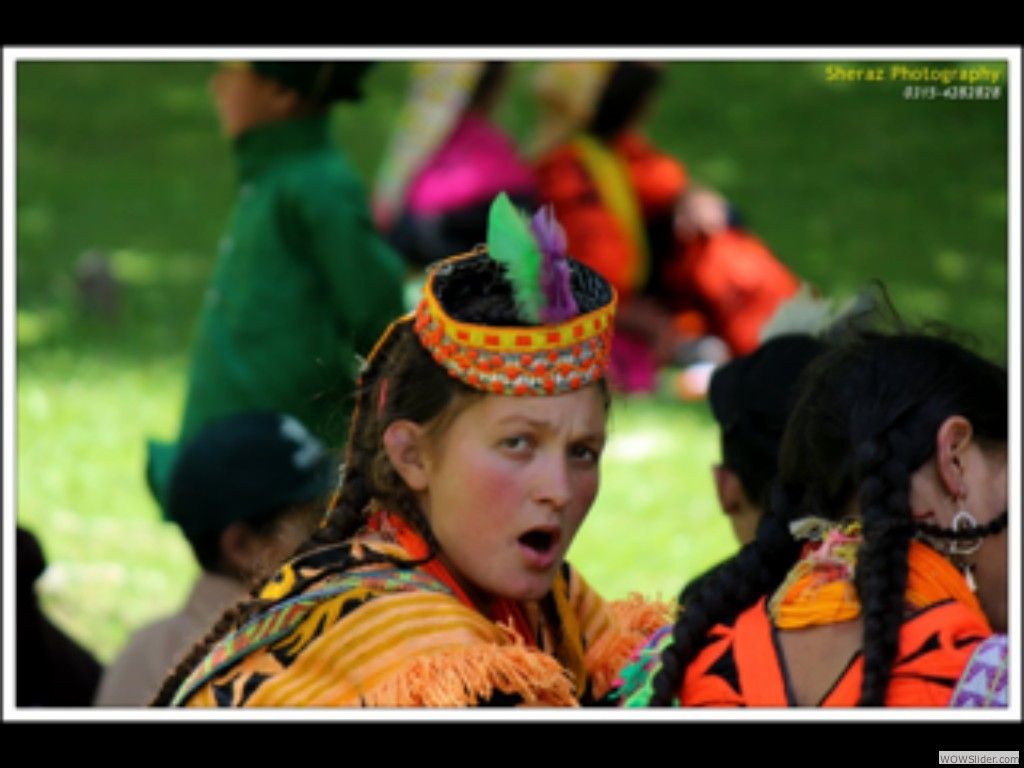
[648,506,800,705]
[295,321,406,557]
[299,316,458,560]
[853,431,914,706]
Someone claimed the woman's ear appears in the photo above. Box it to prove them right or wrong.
[711,464,745,516]
[382,420,429,492]
[934,415,974,497]
[218,522,261,579]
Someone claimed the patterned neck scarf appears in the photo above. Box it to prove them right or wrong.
[768,518,988,629]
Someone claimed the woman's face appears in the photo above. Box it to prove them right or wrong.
[209,65,291,139]
[416,386,607,608]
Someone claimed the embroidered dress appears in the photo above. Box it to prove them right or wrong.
[173,512,667,707]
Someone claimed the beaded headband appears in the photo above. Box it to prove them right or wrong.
[411,194,617,396]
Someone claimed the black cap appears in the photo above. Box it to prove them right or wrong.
[708,334,826,502]
[167,412,338,540]
[251,61,374,103]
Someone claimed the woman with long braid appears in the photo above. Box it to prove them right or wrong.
[152,194,667,707]
[615,328,1007,707]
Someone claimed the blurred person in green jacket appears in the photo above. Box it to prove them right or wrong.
[147,60,406,511]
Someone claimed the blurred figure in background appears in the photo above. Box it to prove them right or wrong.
[17,526,104,706]
[675,333,827,610]
[96,412,335,706]
[679,287,877,604]
[146,60,406,511]
[373,61,536,268]
[532,61,800,396]
[705,334,827,548]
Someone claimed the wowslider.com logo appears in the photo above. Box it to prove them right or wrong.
[939,753,1019,765]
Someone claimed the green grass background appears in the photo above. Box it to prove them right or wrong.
[14,58,1008,663]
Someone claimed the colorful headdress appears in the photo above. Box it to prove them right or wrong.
[411,193,617,396]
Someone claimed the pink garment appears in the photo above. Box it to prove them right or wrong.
[608,330,659,394]
[406,113,536,215]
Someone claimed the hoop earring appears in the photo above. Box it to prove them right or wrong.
[949,507,981,592]
[949,508,982,557]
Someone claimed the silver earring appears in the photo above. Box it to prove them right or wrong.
[949,508,982,556]
[951,506,980,592]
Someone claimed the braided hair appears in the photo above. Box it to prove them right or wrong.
[648,330,1006,706]
[152,249,613,706]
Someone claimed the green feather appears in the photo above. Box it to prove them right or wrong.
[487,192,542,323]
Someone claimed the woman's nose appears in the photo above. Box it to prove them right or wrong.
[534,454,572,509]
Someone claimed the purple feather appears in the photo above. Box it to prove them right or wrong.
[530,205,578,323]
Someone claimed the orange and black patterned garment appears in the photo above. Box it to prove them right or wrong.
[614,523,997,707]
[172,510,668,707]
[674,596,990,706]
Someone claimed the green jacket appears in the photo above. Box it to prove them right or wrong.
[148,114,405,509]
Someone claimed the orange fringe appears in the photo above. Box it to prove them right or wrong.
[584,595,673,699]
[362,631,578,707]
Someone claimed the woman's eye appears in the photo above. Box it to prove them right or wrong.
[570,444,601,464]
[500,435,533,453]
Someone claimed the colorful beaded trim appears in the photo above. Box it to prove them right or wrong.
[413,263,617,396]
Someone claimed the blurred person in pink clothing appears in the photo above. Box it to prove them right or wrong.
[373,62,536,267]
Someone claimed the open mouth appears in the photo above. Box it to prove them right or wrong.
[518,528,560,555]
